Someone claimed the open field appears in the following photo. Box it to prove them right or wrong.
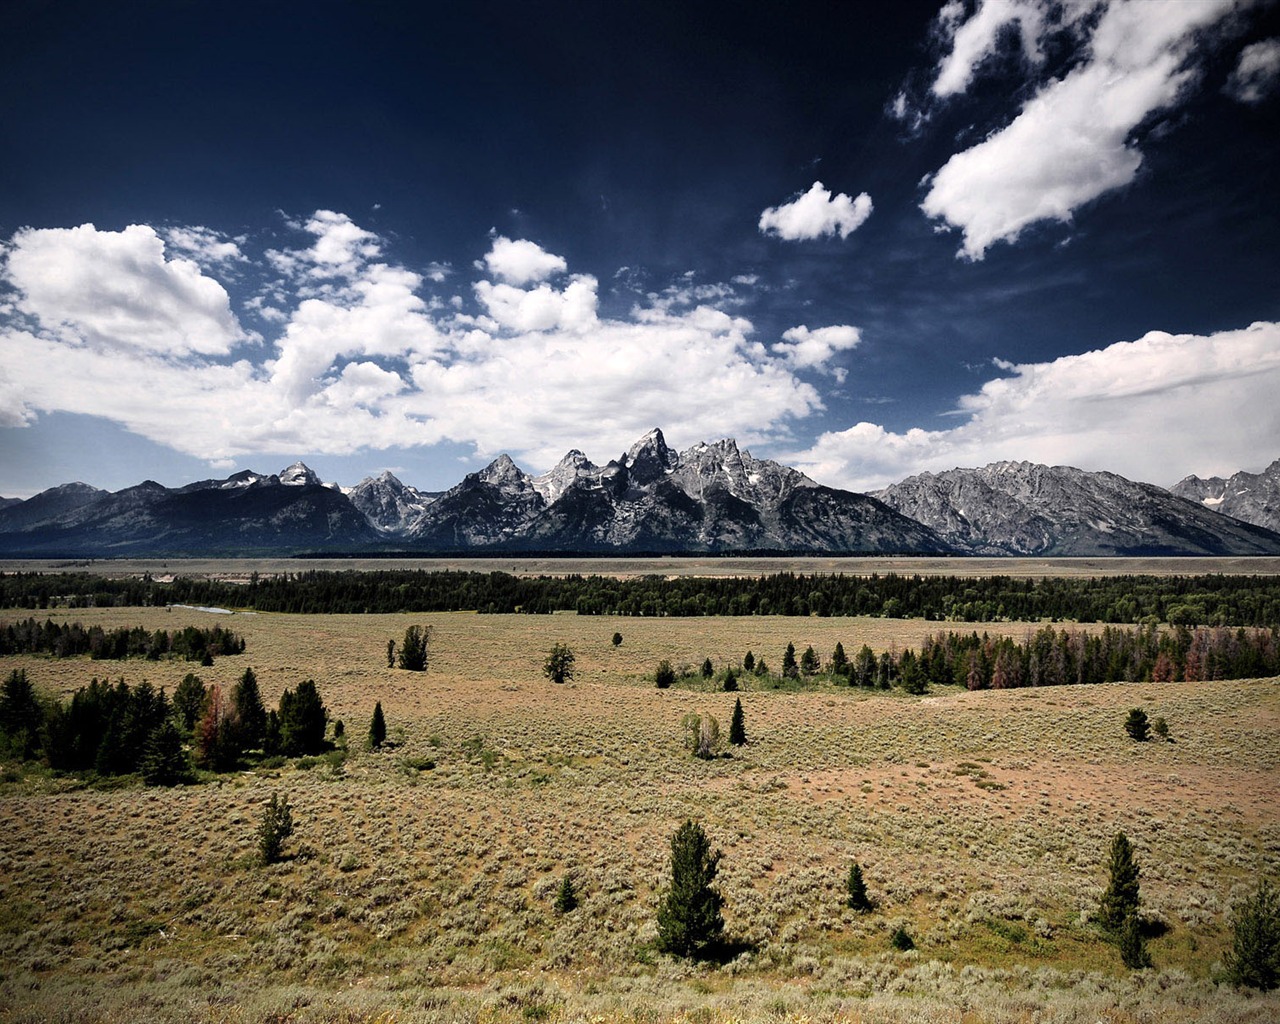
[2,606,1279,1022]
[6,555,1280,580]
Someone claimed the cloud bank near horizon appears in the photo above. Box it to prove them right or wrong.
[2,212,1276,493]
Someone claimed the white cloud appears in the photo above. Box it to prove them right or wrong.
[785,321,1280,491]
[163,225,246,266]
[771,325,861,371]
[920,0,1246,260]
[2,223,253,356]
[931,0,1049,98]
[482,236,567,285]
[758,181,873,241]
[1225,38,1280,103]
[0,212,855,473]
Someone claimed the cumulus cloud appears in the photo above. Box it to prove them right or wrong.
[1225,38,1280,103]
[163,225,246,266]
[482,235,567,285]
[3,223,253,356]
[0,213,854,472]
[785,321,1280,491]
[758,182,873,241]
[771,325,862,372]
[920,0,1247,260]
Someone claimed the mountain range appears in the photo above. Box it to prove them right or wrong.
[2,429,1279,557]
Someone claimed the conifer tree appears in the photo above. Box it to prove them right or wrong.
[257,792,294,865]
[656,820,724,958]
[140,720,190,786]
[800,645,819,675]
[743,650,755,673]
[232,667,266,751]
[654,659,675,689]
[398,625,430,671]
[543,643,575,684]
[700,657,713,679]
[847,861,873,912]
[1118,912,1153,969]
[782,642,798,678]
[612,632,623,647]
[172,672,207,733]
[1098,832,1142,931]
[722,667,738,692]
[1125,708,1150,741]
[386,638,396,668]
[279,679,327,756]
[1225,880,1280,990]
[831,641,848,678]
[0,668,44,759]
[729,697,746,746]
[369,701,387,750]
[554,874,579,914]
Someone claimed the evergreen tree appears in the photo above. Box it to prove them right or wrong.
[257,792,294,865]
[172,672,207,733]
[890,925,915,951]
[656,820,724,958]
[398,625,429,671]
[700,657,714,679]
[853,645,876,687]
[831,641,848,678]
[140,720,190,786]
[0,668,44,759]
[722,667,738,692]
[743,650,755,673]
[1225,880,1280,991]
[1118,912,1153,969]
[654,659,675,689]
[782,642,798,678]
[279,679,327,756]
[612,632,623,647]
[369,701,387,750]
[800,645,819,675]
[263,709,282,756]
[1098,832,1142,932]
[1125,708,1150,741]
[554,874,579,914]
[543,643,575,684]
[231,667,266,751]
[194,683,240,771]
[729,697,746,746]
[847,861,873,912]
[386,638,396,668]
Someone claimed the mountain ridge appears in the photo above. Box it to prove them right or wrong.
[3,434,1280,557]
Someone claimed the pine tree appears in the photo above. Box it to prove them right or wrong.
[800,645,819,675]
[554,874,579,914]
[0,668,44,759]
[1098,832,1142,932]
[847,861,873,912]
[544,643,575,684]
[782,642,798,678]
[612,632,623,647]
[257,792,294,865]
[722,667,738,692]
[369,701,387,750]
[743,650,755,673]
[279,679,327,756]
[140,720,190,786]
[1225,880,1280,990]
[231,667,266,751]
[1118,912,1153,969]
[386,638,396,668]
[1125,707,1150,741]
[398,625,430,671]
[172,672,207,733]
[700,658,713,679]
[655,659,675,689]
[656,820,724,958]
[729,698,746,746]
[831,641,848,679]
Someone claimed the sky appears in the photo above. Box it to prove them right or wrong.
[1,0,1278,500]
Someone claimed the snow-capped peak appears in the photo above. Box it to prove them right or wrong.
[279,462,322,487]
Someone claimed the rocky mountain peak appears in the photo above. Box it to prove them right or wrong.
[279,462,322,487]
[623,427,678,485]
[533,449,599,505]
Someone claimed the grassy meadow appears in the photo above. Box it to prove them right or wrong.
[1,604,1278,1023]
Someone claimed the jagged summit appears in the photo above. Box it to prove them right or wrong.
[1171,457,1280,534]
[279,462,323,487]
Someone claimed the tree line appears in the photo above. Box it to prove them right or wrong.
[0,617,245,662]
[4,569,1280,625]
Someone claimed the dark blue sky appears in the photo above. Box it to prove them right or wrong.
[2,0,1278,497]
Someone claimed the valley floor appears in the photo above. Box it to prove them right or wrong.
[2,609,1278,1022]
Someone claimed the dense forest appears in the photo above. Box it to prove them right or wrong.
[2,569,1280,625]
[0,618,245,661]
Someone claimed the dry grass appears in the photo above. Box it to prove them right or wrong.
[1,606,1278,1023]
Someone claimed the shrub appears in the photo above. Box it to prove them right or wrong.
[682,713,722,759]
[543,643,574,684]
[612,632,623,647]
[1125,708,1150,741]
[847,861,873,912]
[1153,716,1169,740]
[654,659,675,689]
[257,792,294,865]
[656,820,724,958]
[890,925,914,951]
[1225,880,1280,990]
